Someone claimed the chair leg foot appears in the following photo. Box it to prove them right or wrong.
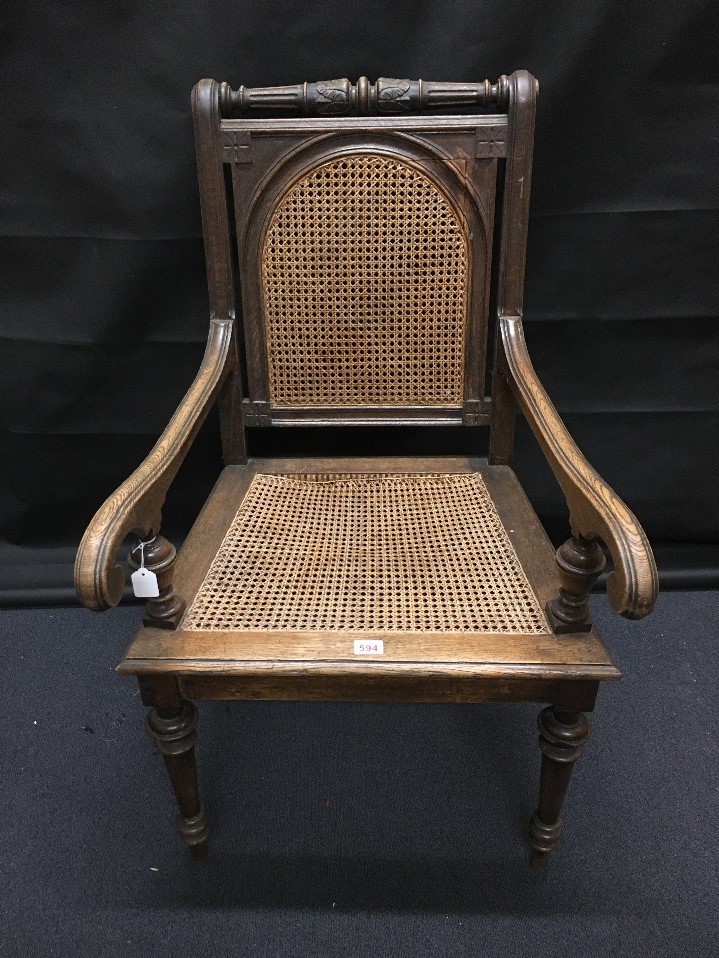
[529,706,589,866]
[179,806,210,860]
[189,840,208,862]
[530,847,549,869]
[146,700,209,859]
[529,812,562,865]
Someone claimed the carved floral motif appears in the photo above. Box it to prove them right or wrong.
[377,79,411,112]
[315,80,350,115]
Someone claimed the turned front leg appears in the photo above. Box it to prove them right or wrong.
[146,700,209,860]
[529,707,590,867]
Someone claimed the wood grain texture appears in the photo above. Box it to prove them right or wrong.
[74,319,233,611]
[192,79,235,323]
[119,630,618,671]
[216,322,247,464]
[192,78,246,463]
[482,465,559,612]
[221,115,509,134]
[546,535,606,633]
[172,465,256,604]
[177,674,601,706]
[244,403,475,427]
[500,314,658,619]
[497,71,536,320]
[488,70,537,465]
[127,533,185,629]
[146,699,209,859]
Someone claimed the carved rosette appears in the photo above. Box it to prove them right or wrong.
[475,125,506,158]
[221,131,252,163]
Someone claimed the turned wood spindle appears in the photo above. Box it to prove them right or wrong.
[217,75,514,117]
[146,700,209,860]
[546,534,606,634]
[529,707,590,867]
[128,534,185,630]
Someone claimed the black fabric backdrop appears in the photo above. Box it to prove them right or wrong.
[2,0,718,604]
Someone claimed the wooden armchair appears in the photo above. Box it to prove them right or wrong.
[75,72,658,867]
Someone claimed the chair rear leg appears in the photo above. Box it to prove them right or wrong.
[146,700,209,860]
[529,707,590,867]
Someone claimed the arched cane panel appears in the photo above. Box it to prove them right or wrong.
[260,152,469,407]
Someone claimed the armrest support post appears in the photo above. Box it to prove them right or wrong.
[127,535,185,630]
[499,313,658,623]
[546,534,606,633]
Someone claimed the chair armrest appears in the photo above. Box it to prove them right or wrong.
[499,314,658,619]
[74,318,235,612]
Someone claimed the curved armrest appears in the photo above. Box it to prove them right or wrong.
[74,318,235,612]
[500,314,658,619]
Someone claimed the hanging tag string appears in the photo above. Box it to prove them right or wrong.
[132,535,157,569]
[129,535,161,600]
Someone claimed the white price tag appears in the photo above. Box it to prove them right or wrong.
[353,640,384,655]
[131,567,159,598]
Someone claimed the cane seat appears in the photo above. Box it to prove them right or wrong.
[184,472,549,635]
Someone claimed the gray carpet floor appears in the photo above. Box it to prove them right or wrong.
[2,592,718,957]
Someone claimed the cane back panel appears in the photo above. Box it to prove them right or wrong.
[193,75,534,428]
[261,153,468,408]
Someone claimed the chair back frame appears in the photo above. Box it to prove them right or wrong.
[191,72,536,456]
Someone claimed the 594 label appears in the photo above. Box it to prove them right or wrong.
[353,640,384,655]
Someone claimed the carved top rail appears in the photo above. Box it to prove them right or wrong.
[217,76,525,117]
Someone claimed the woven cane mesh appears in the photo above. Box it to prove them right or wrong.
[261,153,468,406]
[184,473,549,634]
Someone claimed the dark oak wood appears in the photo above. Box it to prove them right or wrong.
[127,534,185,630]
[500,314,658,618]
[227,122,497,418]
[145,691,209,860]
[216,323,247,465]
[218,75,514,116]
[74,72,658,867]
[192,80,246,465]
[243,402,482,428]
[116,459,619,753]
[530,708,591,867]
[488,70,536,466]
[546,535,607,633]
[177,675,600,706]
[74,319,234,612]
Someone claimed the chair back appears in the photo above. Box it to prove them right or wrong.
[192,73,537,431]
